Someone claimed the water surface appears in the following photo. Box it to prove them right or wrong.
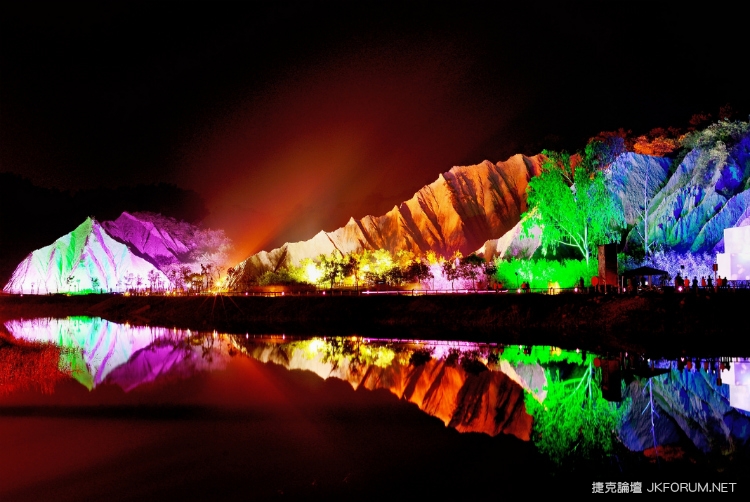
[1,317,749,499]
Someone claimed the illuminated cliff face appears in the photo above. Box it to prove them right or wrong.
[620,130,750,254]
[102,211,232,274]
[3,212,232,294]
[231,154,544,283]
[102,212,193,269]
[3,218,169,294]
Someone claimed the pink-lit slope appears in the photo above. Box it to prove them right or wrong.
[102,212,192,269]
[3,218,168,294]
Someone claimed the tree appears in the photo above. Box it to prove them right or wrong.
[319,253,343,290]
[441,259,459,290]
[523,144,625,266]
[405,260,432,288]
[458,254,484,291]
[384,266,405,287]
[483,261,497,288]
[341,254,362,292]
[225,266,236,292]
[200,263,218,290]
[147,270,160,292]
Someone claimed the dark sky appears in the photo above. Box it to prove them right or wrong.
[2,2,748,263]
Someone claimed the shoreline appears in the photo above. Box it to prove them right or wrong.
[2,291,749,358]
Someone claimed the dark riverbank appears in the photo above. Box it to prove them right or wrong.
[2,291,748,358]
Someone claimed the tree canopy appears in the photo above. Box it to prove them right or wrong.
[523,143,625,265]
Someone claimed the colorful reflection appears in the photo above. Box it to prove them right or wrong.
[2,317,750,466]
[2,317,229,390]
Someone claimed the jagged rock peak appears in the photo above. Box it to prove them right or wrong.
[230,154,544,285]
[3,217,168,294]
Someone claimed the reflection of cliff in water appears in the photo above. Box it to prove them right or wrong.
[620,361,750,457]
[1,318,537,439]
[240,338,536,440]
[3,317,750,466]
[3,317,229,391]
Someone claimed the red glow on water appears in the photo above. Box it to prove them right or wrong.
[0,342,66,395]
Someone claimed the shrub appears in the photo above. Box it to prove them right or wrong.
[494,258,598,289]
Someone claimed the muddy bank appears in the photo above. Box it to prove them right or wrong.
[1,291,749,357]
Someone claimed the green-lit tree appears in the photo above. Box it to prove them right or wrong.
[523,143,625,266]
[525,362,623,467]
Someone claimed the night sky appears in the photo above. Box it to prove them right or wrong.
[2,2,748,264]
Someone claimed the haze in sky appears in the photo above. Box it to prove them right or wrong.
[2,2,748,263]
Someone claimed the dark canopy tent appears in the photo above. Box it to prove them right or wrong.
[622,266,669,277]
[622,266,669,288]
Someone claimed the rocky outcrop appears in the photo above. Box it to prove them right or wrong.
[475,219,541,262]
[3,218,168,294]
[231,154,543,284]
[102,212,193,269]
[3,212,231,294]
[624,129,750,253]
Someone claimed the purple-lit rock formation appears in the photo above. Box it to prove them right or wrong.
[230,154,543,283]
[103,341,230,392]
[3,212,232,294]
[623,128,750,253]
[102,211,231,275]
[3,218,169,294]
[102,212,193,269]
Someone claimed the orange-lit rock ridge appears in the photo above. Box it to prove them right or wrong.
[232,154,543,281]
[242,342,533,439]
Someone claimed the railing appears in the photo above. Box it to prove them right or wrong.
[10,281,750,298]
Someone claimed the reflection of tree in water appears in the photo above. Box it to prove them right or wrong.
[289,337,398,378]
[438,348,489,375]
[182,331,219,363]
[525,362,624,469]
[459,350,488,375]
[321,337,363,376]
[409,347,434,367]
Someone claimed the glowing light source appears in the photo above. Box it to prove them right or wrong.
[305,262,323,284]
